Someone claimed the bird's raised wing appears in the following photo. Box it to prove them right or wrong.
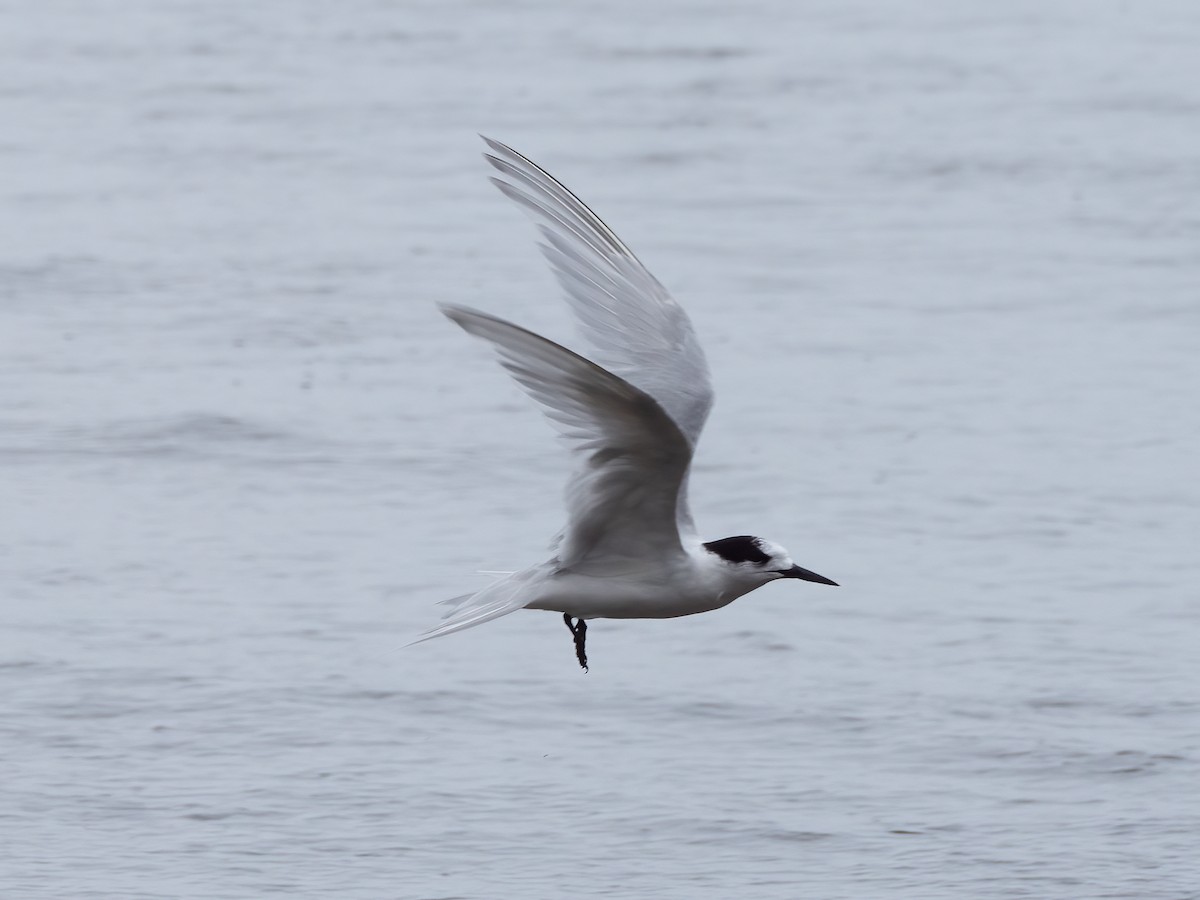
[481,137,714,447]
[441,305,694,574]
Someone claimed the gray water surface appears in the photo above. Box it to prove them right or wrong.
[3,2,1199,897]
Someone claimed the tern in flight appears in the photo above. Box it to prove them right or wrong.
[418,138,837,670]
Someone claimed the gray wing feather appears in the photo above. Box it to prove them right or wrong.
[441,304,694,573]
[480,137,714,448]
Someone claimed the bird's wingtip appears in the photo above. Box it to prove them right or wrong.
[439,303,498,331]
[479,134,510,155]
[437,301,470,321]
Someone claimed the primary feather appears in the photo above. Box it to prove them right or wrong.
[481,137,714,447]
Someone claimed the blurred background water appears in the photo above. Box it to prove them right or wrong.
[2,1,1198,897]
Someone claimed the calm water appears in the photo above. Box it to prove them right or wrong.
[3,2,1198,897]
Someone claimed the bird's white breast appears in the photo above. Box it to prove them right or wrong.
[524,553,753,620]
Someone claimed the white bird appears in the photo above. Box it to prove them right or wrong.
[418,137,837,670]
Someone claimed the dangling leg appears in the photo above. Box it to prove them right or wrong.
[574,618,588,671]
[562,613,589,672]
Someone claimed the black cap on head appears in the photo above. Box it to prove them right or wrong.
[703,535,770,565]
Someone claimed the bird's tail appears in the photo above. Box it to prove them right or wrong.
[411,567,544,644]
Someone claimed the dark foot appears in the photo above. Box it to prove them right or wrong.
[562,613,589,672]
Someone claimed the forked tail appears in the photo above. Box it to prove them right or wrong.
[411,567,544,644]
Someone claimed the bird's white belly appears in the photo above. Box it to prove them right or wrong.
[524,569,742,620]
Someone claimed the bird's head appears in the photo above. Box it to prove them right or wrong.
[702,535,838,588]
